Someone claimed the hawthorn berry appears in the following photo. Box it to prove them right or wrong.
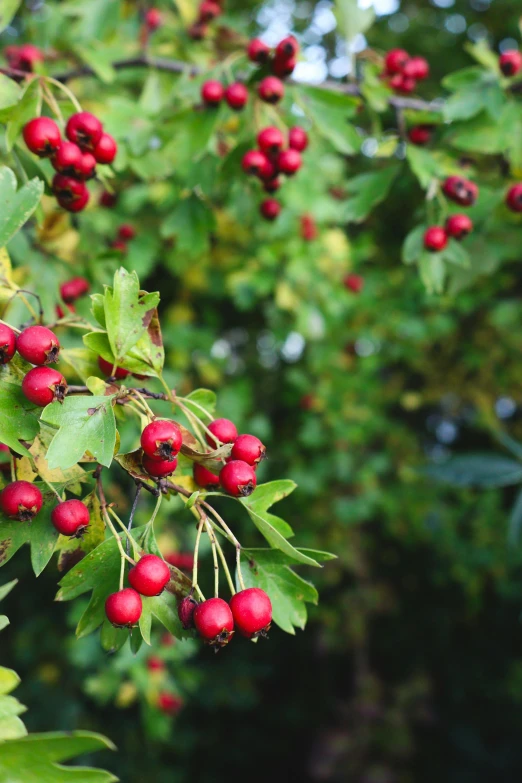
[273,56,296,78]
[7,43,43,72]
[230,434,266,466]
[142,454,178,477]
[128,554,171,596]
[52,174,89,208]
[194,597,234,648]
[51,499,90,536]
[445,213,473,239]
[93,133,117,164]
[56,303,75,319]
[65,111,103,151]
[258,76,284,104]
[118,224,136,241]
[100,190,118,208]
[76,152,97,180]
[442,176,478,207]
[144,8,162,31]
[60,277,90,303]
[224,82,249,111]
[230,588,272,638]
[424,226,448,252]
[98,356,130,379]
[201,80,225,107]
[147,655,165,672]
[260,199,281,221]
[105,588,142,627]
[141,419,182,461]
[199,1,221,22]
[158,692,183,714]
[166,551,194,571]
[506,184,522,213]
[178,594,199,629]
[258,156,277,181]
[0,481,43,521]
[289,126,308,152]
[193,462,221,490]
[188,22,207,40]
[206,418,238,447]
[390,74,416,94]
[241,150,267,177]
[247,38,270,64]
[263,177,281,193]
[111,239,127,253]
[278,148,302,176]
[23,117,61,157]
[0,324,16,365]
[22,366,67,406]
[384,48,409,75]
[52,142,83,175]
[275,35,299,61]
[499,50,522,77]
[17,326,60,366]
[344,274,364,294]
[59,188,89,213]
[408,125,432,146]
[301,213,317,241]
[220,460,257,497]
[403,56,429,80]
[257,127,284,156]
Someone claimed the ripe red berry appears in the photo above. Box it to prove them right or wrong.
[147,655,165,672]
[142,454,178,477]
[408,125,432,146]
[52,174,88,207]
[344,274,364,293]
[424,226,448,252]
[105,588,142,627]
[275,36,299,61]
[178,594,198,629]
[241,150,266,177]
[224,82,248,111]
[199,0,221,22]
[390,74,416,93]
[141,419,182,461]
[506,183,522,213]
[499,50,522,77]
[230,588,272,638]
[201,80,225,107]
[445,213,473,239]
[442,176,478,206]
[22,366,67,406]
[273,56,296,78]
[117,224,136,241]
[128,554,171,596]
[384,48,409,75]
[23,117,61,157]
[56,303,75,319]
[0,481,43,521]
[17,326,60,366]
[220,460,257,497]
[51,499,90,536]
[57,188,89,213]
[257,127,284,156]
[263,177,281,193]
[100,190,118,208]
[60,277,90,303]
[194,597,234,647]
[403,56,429,80]
[76,152,96,180]
[92,132,117,164]
[188,21,207,40]
[145,7,162,31]
[260,198,281,221]
[193,462,221,490]
[52,142,83,175]
[277,148,302,176]
[9,43,43,72]
[0,324,16,365]
[158,692,183,714]
[97,356,130,379]
[206,418,238,447]
[258,76,284,104]
[230,434,266,466]
[247,38,270,64]
[65,111,103,151]
[166,551,194,571]
[289,126,308,152]
[300,213,317,241]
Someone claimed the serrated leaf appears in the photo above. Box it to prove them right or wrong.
[421,453,522,488]
[6,79,41,152]
[0,167,44,248]
[161,195,216,261]
[0,369,40,458]
[342,165,400,223]
[406,146,443,189]
[104,268,160,363]
[299,86,361,156]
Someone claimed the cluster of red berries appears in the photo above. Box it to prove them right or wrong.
[382,48,429,94]
[424,175,478,251]
[56,276,90,318]
[241,126,308,221]
[0,478,90,535]
[201,79,249,111]
[139,418,183,479]
[188,0,223,40]
[192,418,265,497]
[499,50,522,77]
[247,35,299,80]
[23,112,117,213]
[4,43,43,72]
[110,224,136,254]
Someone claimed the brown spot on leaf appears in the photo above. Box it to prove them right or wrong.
[0,538,12,564]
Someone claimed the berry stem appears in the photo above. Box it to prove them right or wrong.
[176,395,213,421]
[0,318,20,335]
[96,465,135,565]
[108,506,140,560]
[208,521,236,596]
[127,483,142,555]
[177,401,221,446]
[191,516,206,602]
[175,401,206,449]
[205,517,219,597]
[37,472,63,503]
[131,389,155,419]
[42,81,64,124]
[45,75,82,111]
[200,500,246,590]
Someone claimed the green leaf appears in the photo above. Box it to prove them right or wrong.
[360,62,391,113]
[342,165,400,223]
[0,76,20,112]
[103,268,160,364]
[183,389,217,418]
[442,68,504,122]
[41,395,117,470]
[0,167,44,248]
[406,146,444,189]
[0,370,40,458]
[0,715,27,741]
[0,580,17,603]
[73,44,116,84]
[0,669,19,696]
[402,225,426,265]
[299,86,361,155]
[161,195,216,262]
[442,238,470,269]
[419,252,446,294]
[29,493,59,576]
[334,0,375,44]
[422,453,522,488]
[0,0,22,34]
[507,487,522,547]
[6,79,41,153]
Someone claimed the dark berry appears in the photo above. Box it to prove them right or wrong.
[424,226,448,252]
[242,150,268,177]
[65,111,103,152]
[390,74,416,93]
[23,117,61,157]
[93,132,117,164]
[22,367,67,406]
[201,80,224,107]
[52,174,89,207]
[224,82,248,111]
[141,419,182,460]
[142,454,178,477]
[60,277,90,303]
[98,356,130,379]
[499,50,522,77]
[257,127,284,156]
[442,176,478,207]
[117,224,136,241]
[0,481,43,521]
[506,183,522,213]
[344,274,364,293]
[194,597,234,647]
[288,126,308,152]
[273,55,296,78]
[220,460,257,497]
[263,177,281,193]
[0,324,16,365]
[178,594,198,629]
[260,198,281,221]
[57,188,89,213]
[258,76,284,104]
[100,190,118,208]
[51,499,90,536]
[158,692,183,714]
[128,554,171,596]
[384,48,409,75]
[188,21,207,40]
[445,213,473,239]
[193,462,221,490]
[105,588,142,627]
[247,38,270,64]
[17,325,60,365]
[277,148,302,176]
[408,125,432,146]
[206,418,238,447]
[230,434,266,466]
[229,587,272,638]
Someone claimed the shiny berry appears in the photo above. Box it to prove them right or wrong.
[52,142,83,175]
[17,326,60,365]
[57,188,89,213]
[105,588,142,627]
[499,50,522,77]
[506,183,522,213]
[60,277,90,303]
[241,150,267,177]
[289,126,308,152]
[220,460,257,497]
[118,224,136,241]
[258,76,284,104]
[445,213,473,239]
[201,80,224,107]
[23,117,61,157]
[76,152,96,180]
[52,174,88,206]
[128,554,171,596]
[141,419,182,460]
[0,481,43,521]
[247,38,270,64]
[424,226,448,252]
[145,8,162,31]
[230,434,266,466]
[257,127,284,156]
[275,36,299,60]
[278,148,302,176]
[97,356,130,379]
[65,111,103,151]
[22,367,67,406]
[408,125,432,145]
[0,324,16,365]
[142,454,178,477]
[51,499,90,536]
[199,1,221,22]
[344,274,364,293]
[193,462,221,490]
[178,594,198,629]
[230,588,272,638]
[260,198,281,221]
[92,132,117,164]
[403,56,429,80]
[206,418,238,447]
[384,48,409,75]
[158,692,183,714]
[194,597,234,647]
[442,176,478,206]
[11,44,44,71]
[224,82,248,111]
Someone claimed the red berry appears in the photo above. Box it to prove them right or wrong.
[384,48,409,75]
[56,303,75,319]
[230,434,266,466]
[220,460,257,497]
[390,74,416,93]
[257,127,284,156]
[52,142,83,175]
[277,148,302,176]
[273,55,296,78]
[199,0,221,22]
[275,36,299,61]
[445,213,473,239]
[288,126,308,152]
[499,50,522,77]
[188,22,207,40]
[22,367,67,406]
[201,80,225,107]
[0,324,16,365]
[11,43,43,72]
[247,38,270,64]
[100,190,118,208]
[229,587,272,638]
[193,462,221,490]
[442,176,478,207]
[65,111,103,152]
[506,183,522,213]
[105,588,142,627]
[97,356,130,379]
[260,198,281,221]
[0,481,43,521]
[408,125,432,146]
[117,224,136,241]
[141,419,182,461]
[178,594,198,629]
[57,188,89,213]
[142,454,178,477]
[241,150,267,177]
[344,274,364,293]
[158,692,183,714]
[403,56,429,80]
[147,655,165,672]
[193,597,234,647]
[17,326,60,365]
[76,152,96,180]
[128,554,171,596]
[300,213,317,241]
[206,418,238,447]
[51,499,90,536]
[263,177,281,193]
[258,76,284,104]
[52,174,89,207]
[166,552,194,571]
[424,226,448,252]
[60,277,90,303]
[23,117,61,157]
[145,8,162,31]
[224,82,248,111]
[93,133,117,165]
